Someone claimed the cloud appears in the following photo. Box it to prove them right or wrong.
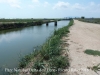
[53,1,100,13]
[28,5,34,8]
[8,0,21,8]
[32,0,39,3]
[29,1,50,8]
[53,1,70,9]
[43,2,49,7]
[86,2,100,13]
[0,0,3,2]
[53,1,85,10]
[0,0,21,8]
[0,33,20,42]
[43,2,50,7]
[31,0,40,7]
[72,3,85,10]
[90,2,95,6]
[10,4,21,8]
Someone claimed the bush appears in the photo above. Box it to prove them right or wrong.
[81,16,85,19]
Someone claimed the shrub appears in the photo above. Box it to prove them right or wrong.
[81,16,85,19]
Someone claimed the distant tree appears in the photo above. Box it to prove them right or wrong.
[81,16,85,19]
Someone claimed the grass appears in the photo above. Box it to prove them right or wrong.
[92,63,100,71]
[90,63,100,74]
[18,19,74,75]
[0,18,70,23]
[78,18,100,24]
[19,54,33,68]
[85,49,100,73]
[0,19,61,30]
[40,19,73,60]
[0,20,43,30]
[84,49,100,56]
[50,56,69,69]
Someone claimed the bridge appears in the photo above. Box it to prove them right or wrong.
[44,18,72,26]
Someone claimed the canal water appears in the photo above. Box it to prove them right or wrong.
[0,20,69,74]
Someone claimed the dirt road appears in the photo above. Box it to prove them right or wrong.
[66,20,100,75]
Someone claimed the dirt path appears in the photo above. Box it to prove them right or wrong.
[66,20,100,75]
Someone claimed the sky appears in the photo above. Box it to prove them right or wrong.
[0,0,100,18]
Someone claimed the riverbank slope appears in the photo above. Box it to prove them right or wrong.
[16,20,73,75]
[67,20,100,75]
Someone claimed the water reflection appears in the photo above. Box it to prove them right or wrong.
[0,33,21,43]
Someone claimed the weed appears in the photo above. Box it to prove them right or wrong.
[31,60,45,75]
[92,63,100,74]
[19,54,33,68]
[84,49,100,56]
[50,56,69,70]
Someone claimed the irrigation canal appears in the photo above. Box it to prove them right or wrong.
[0,20,69,75]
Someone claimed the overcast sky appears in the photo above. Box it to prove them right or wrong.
[0,0,100,18]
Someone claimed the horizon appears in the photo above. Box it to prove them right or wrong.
[0,0,100,18]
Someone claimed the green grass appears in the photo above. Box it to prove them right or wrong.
[84,49,100,56]
[91,63,100,74]
[78,18,100,24]
[0,18,63,23]
[19,54,33,68]
[40,19,73,60]
[50,56,69,69]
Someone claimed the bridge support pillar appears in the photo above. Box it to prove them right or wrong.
[46,22,48,26]
[55,21,57,26]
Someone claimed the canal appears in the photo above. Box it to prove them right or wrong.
[0,20,69,74]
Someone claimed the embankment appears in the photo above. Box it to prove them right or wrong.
[10,19,74,75]
[0,21,43,30]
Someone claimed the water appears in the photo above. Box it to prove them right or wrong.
[0,20,69,74]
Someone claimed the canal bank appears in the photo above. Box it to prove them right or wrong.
[16,19,74,75]
[0,19,66,30]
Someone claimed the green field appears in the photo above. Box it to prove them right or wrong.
[78,18,100,24]
[0,18,63,23]
[0,18,63,30]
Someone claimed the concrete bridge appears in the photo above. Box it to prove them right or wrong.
[45,18,71,26]
[46,21,57,26]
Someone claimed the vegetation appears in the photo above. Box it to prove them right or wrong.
[18,19,74,75]
[90,63,100,74]
[84,49,100,56]
[0,18,71,23]
[0,19,62,30]
[0,19,35,22]
[50,56,69,69]
[78,18,100,24]
[0,21,43,30]
[81,16,85,19]
[19,46,40,68]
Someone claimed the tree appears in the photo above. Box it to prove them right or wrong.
[81,16,85,19]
